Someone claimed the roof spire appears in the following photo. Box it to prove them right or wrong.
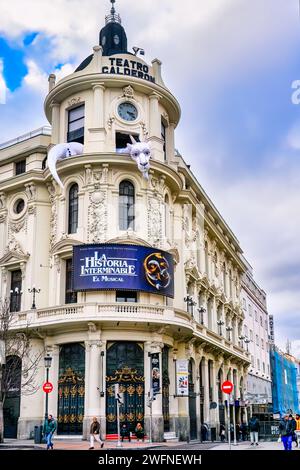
[106,0,121,24]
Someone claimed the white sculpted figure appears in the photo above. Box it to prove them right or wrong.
[124,136,151,180]
[47,142,84,189]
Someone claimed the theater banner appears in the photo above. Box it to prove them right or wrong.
[72,243,174,298]
[176,360,189,396]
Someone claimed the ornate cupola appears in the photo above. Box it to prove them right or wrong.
[99,0,128,56]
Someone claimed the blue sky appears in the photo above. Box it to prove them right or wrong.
[0,0,300,354]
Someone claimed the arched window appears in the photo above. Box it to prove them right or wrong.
[119,180,135,230]
[68,183,79,234]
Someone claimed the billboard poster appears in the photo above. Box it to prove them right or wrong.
[72,243,174,298]
[176,359,189,396]
[151,353,160,396]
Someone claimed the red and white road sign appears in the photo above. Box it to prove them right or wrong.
[43,382,53,393]
[221,380,233,394]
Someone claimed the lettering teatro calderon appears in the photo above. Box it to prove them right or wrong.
[1,1,253,442]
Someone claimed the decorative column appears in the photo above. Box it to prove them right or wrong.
[144,341,164,442]
[166,122,175,162]
[149,93,164,161]
[92,84,105,128]
[203,358,210,424]
[51,102,60,144]
[210,360,218,428]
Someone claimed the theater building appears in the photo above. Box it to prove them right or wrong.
[0,1,250,441]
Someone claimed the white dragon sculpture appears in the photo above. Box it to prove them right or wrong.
[47,136,151,188]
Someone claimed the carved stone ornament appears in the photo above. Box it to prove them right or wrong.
[147,197,162,245]
[0,192,7,210]
[4,237,26,256]
[67,97,82,108]
[9,218,26,233]
[123,85,134,98]
[24,183,36,201]
[88,191,107,243]
[107,116,115,129]
[47,183,57,248]
[140,121,149,138]
[1,267,7,283]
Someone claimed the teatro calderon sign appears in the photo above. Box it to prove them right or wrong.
[72,243,174,298]
[102,58,155,83]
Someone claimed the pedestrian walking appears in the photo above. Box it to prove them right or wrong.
[248,415,260,446]
[295,414,300,447]
[240,421,248,441]
[279,415,294,451]
[219,423,226,442]
[89,417,104,450]
[43,414,56,450]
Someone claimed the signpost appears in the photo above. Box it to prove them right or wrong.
[43,382,53,394]
[222,381,234,450]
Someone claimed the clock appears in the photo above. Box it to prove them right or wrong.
[118,102,138,122]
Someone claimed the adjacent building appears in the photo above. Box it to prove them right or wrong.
[241,270,272,411]
[1,1,251,441]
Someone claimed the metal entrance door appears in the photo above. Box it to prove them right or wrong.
[106,342,144,435]
[57,343,85,435]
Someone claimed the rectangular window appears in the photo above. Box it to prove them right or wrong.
[15,159,26,175]
[250,330,253,341]
[257,359,260,370]
[255,310,258,321]
[263,362,265,373]
[265,319,268,330]
[116,291,137,303]
[260,316,263,326]
[67,104,85,144]
[248,304,252,316]
[267,364,270,375]
[256,335,259,346]
[244,325,248,336]
[261,339,264,349]
[65,259,77,304]
[251,355,254,366]
[161,120,166,160]
[10,269,22,312]
[242,298,246,310]
[116,132,139,150]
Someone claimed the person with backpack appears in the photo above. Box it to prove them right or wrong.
[248,415,260,446]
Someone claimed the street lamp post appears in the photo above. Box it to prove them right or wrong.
[238,335,245,348]
[44,354,52,419]
[184,295,196,317]
[28,286,41,310]
[197,307,206,325]
[226,326,233,341]
[217,320,225,336]
[244,337,251,352]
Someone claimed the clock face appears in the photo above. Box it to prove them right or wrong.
[118,102,138,122]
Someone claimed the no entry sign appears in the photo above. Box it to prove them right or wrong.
[43,382,53,393]
[222,380,233,394]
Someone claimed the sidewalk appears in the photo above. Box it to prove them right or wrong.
[212,440,300,451]
[0,438,184,451]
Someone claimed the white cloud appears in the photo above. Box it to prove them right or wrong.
[23,59,48,94]
[0,59,7,104]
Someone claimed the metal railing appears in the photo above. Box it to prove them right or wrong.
[0,126,51,150]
